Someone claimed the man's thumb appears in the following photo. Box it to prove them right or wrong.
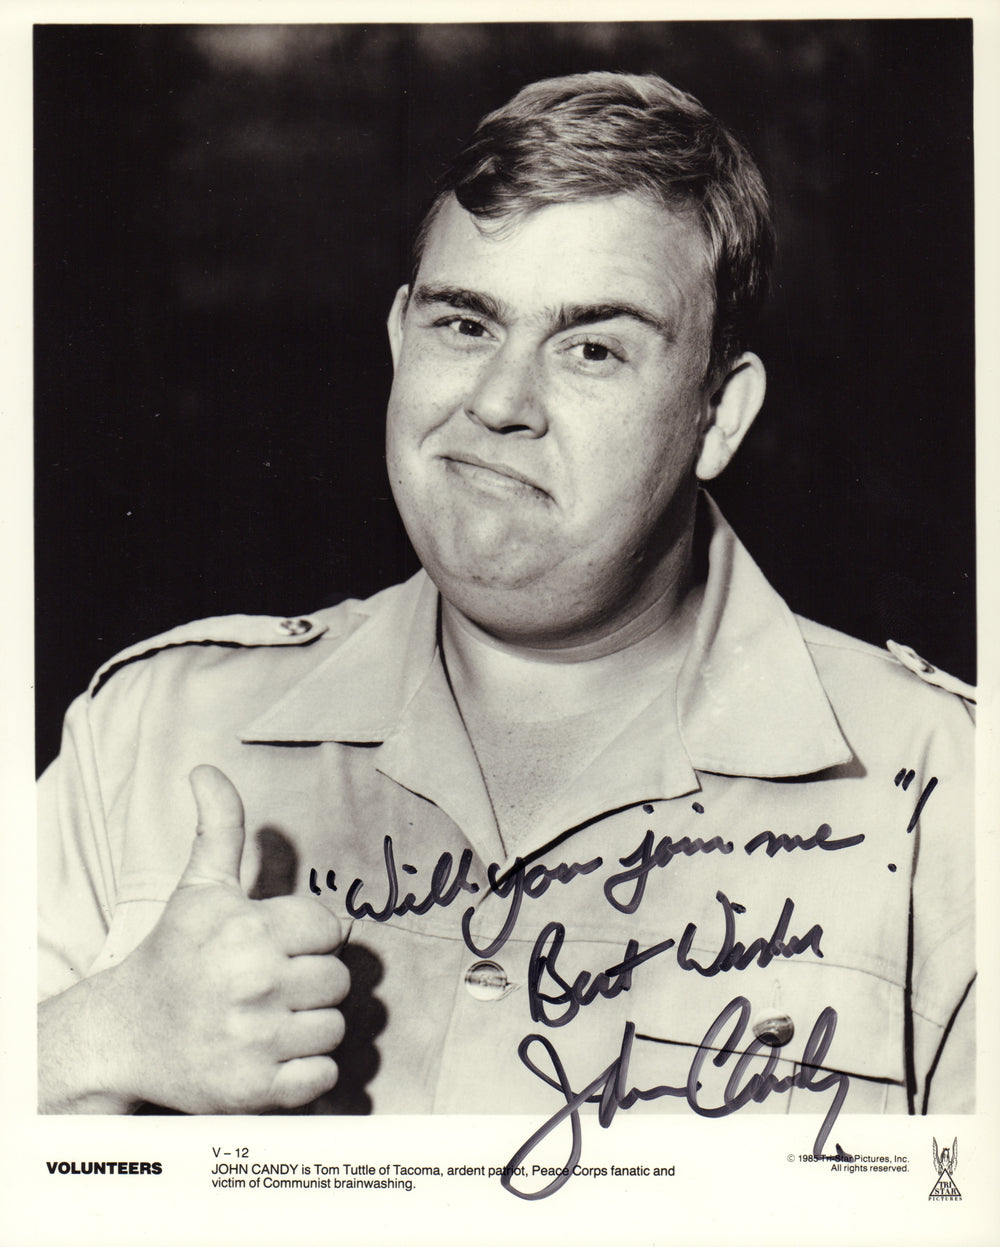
[182,764,247,888]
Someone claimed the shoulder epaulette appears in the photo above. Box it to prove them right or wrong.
[886,640,976,705]
[89,613,328,698]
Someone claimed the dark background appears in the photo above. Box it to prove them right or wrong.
[34,21,976,774]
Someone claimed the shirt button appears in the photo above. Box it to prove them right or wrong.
[276,617,312,636]
[464,960,510,1002]
[752,1011,795,1046]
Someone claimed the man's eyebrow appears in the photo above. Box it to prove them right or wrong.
[553,302,676,341]
[411,285,675,341]
[411,284,508,323]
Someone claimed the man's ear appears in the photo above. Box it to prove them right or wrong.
[386,284,410,369]
[696,352,766,482]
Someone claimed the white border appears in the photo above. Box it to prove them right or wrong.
[3,4,997,1246]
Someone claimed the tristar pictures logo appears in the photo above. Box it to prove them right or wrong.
[929,1137,961,1201]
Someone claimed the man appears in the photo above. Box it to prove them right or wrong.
[38,72,974,1129]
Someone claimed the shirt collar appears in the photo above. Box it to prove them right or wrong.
[240,494,851,781]
[676,494,851,777]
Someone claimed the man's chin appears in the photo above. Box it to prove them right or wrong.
[423,553,550,606]
[425,561,616,649]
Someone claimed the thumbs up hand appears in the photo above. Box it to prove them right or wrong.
[93,765,350,1114]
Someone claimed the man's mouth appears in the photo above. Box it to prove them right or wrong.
[440,454,551,501]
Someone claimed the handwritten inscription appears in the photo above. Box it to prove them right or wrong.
[529,891,824,1026]
[309,814,860,946]
[304,798,882,1196]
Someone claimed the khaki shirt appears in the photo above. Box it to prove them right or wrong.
[39,499,974,1126]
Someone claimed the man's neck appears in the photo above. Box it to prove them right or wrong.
[439,573,704,853]
[440,575,704,726]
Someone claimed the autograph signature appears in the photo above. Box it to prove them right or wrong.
[502,996,849,1200]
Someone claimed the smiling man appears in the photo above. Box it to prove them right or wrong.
[38,73,974,1129]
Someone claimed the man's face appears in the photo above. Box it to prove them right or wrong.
[386,192,718,646]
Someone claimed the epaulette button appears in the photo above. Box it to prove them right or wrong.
[276,617,313,637]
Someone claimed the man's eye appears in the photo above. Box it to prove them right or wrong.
[581,342,610,362]
[445,317,488,338]
[566,339,623,366]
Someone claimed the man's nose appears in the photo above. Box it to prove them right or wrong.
[464,344,548,436]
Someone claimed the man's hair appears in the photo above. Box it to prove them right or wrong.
[411,71,774,381]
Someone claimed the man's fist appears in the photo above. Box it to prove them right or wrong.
[83,765,349,1114]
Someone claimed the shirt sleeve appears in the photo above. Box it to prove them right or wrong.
[37,692,118,1001]
[907,695,976,1114]
[922,979,975,1114]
